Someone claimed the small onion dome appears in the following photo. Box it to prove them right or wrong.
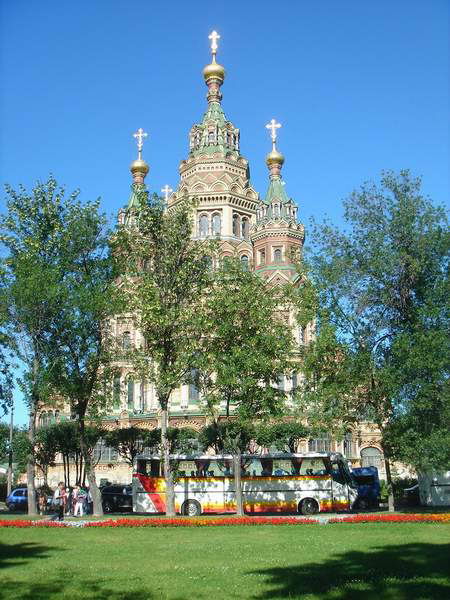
[265,148,285,167]
[130,158,149,175]
[203,60,226,82]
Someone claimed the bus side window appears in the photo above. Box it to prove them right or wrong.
[150,460,160,477]
[136,460,148,475]
[330,461,346,485]
[300,458,326,475]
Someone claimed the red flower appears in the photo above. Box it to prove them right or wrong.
[0,513,448,528]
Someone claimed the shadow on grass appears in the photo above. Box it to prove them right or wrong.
[0,541,57,570]
[250,542,450,599]
[0,579,155,600]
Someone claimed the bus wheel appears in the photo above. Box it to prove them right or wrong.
[299,498,319,516]
[182,500,201,517]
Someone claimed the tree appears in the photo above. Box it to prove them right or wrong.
[34,426,57,486]
[114,195,214,516]
[1,176,115,515]
[105,427,158,468]
[255,422,309,453]
[196,259,305,515]
[304,170,449,509]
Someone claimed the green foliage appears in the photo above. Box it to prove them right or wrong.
[1,175,116,414]
[255,422,309,453]
[1,176,117,511]
[0,422,29,476]
[11,428,30,476]
[305,170,449,471]
[197,258,295,420]
[114,196,215,405]
[166,427,199,454]
[199,421,255,454]
[105,426,158,466]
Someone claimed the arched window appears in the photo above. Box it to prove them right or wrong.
[232,214,240,237]
[212,213,221,235]
[240,255,249,271]
[208,130,215,143]
[273,204,280,217]
[54,410,60,422]
[202,255,213,271]
[188,368,199,402]
[343,432,355,458]
[127,378,134,409]
[259,249,266,265]
[199,214,209,237]
[361,447,383,469]
[241,217,249,240]
[113,376,121,408]
[39,412,46,428]
[122,331,131,350]
[274,248,282,262]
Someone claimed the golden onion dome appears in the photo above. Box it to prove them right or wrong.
[130,158,149,175]
[266,148,285,167]
[203,60,226,82]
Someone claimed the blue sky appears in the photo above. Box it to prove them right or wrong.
[1,0,448,426]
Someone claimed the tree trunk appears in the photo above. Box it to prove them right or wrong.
[26,402,37,515]
[78,419,103,516]
[233,448,244,516]
[160,405,175,516]
[384,455,395,512]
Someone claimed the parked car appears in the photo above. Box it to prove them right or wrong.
[101,485,132,513]
[6,487,28,511]
[403,483,420,506]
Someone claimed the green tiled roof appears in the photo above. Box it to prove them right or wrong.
[263,176,291,206]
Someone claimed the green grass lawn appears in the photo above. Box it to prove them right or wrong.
[0,523,449,600]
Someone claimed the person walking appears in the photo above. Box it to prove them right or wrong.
[50,482,66,521]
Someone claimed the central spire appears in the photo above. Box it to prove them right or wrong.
[202,30,226,104]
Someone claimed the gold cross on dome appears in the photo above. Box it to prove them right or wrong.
[133,128,148,159]
[208,30,220,56]
[161,184,173,201]
[266,119,281,147]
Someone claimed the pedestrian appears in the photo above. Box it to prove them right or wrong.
[50,482,66,521]
[74,486,86,517]
[72,485,79,516]
[38,490,47,515]
[86,487,93,515]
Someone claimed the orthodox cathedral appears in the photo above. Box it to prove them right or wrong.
[38,32,385,486]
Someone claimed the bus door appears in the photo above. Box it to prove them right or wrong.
[329,459,350,511]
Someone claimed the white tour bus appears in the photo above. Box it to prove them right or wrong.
[132,452,358,516]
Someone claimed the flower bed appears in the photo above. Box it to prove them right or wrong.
[329,513,450,524]
[0,513,448,528]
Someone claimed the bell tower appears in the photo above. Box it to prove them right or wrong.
[251,120,305,284]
